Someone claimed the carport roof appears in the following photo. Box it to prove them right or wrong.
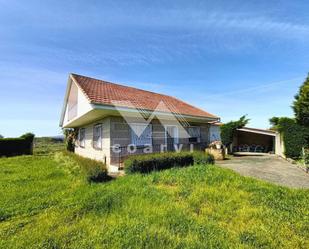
[237,127,277,136]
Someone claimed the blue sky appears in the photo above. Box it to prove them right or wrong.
[0,0,308,137]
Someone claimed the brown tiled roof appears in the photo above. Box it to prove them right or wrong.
[71,73,219,119]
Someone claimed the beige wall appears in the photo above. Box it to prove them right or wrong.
[75,116,211,168]
[275,133,285,157]
[75,117,111,166]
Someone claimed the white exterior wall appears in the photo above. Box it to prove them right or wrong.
[77,85,92,117]
[75,117,111,167]
[275,133,285,158]
[62,80,92,127]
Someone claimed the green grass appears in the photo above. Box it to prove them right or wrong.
[33,137,65,155]
[0,153,308,248]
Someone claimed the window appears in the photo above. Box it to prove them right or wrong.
[165,125,179,144]
[131,123,152,146]
[93,124,102,149]
[187,127,201,143]
[79,128,86,148]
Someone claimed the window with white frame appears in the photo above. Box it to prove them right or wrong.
[93,124,102,149]
[187,127,201,143]
[131,123,152,146]
[79,128,86,148]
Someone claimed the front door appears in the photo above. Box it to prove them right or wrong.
[165,126,178,151]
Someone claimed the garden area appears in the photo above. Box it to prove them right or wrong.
[0,138,308,248]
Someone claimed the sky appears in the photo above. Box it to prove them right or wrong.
[0,0,308,137]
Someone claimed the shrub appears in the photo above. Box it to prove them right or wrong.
[270,117,309,158]
[221,115,249,147]
[63,129,77,152]
[124,152,194,174]
[0,133,35,157]
[192,151,215,165]
[63,151,108,183]
[124,151,215,174]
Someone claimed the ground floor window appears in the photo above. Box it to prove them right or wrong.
[93,124,102,149]
[79,128,86,148]
[130,123,152,146]
[187,126,201,143]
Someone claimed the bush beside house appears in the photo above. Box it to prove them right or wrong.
[270,117,309,158]
[63,128,77,152]
[60,151,109,183]
[124,151,214,174]
[269,74,309,159]
[0,133,35,157]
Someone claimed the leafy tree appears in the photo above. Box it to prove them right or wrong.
[269,117,280,130]
[220,115,249,147]
[292,74,309,126]
[0,134,3,139]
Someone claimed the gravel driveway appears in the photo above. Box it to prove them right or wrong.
[217,155,309,188]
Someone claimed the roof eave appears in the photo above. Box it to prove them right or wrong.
[59,75,74,127]
[91,103,220,122]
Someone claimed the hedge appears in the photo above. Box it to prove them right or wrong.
[63,151,109,183]
[192,151,215,165]
[0,133,35,157]
[271,117,309,158]
[124,151,214,174]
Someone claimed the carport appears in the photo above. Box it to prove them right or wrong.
[232,127,284,156]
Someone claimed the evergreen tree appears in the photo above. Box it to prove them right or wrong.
[293,74,309,126]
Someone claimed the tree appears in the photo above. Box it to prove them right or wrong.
[269,117,280,130]
[220,115,249,147]
[63,128,77,152]
[0,134,3,139]
[293,74,309,126]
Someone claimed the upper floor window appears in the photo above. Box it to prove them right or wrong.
[131,123,152,146]
[187,126,201,143]
[93,124,102,149]
[79,128,86,148]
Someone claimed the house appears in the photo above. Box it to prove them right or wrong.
[60,73,220,171]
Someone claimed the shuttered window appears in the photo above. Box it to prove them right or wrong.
[131,124,152,146]
[93,124,102,149]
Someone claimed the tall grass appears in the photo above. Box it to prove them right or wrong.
[0,155,308,248]
[34,137,64,155]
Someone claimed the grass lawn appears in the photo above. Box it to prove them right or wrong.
[0,152,309,248]
[33,137,65,155]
